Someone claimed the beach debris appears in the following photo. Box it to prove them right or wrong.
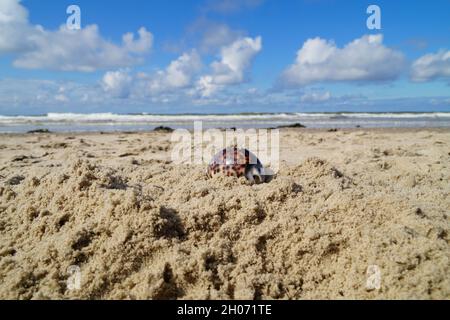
[154,126,174,133]
[207,147,274,184]
[27,129,51,134]
[277,123,306,129]
[415,208,426,218]
[6,175,25,186]
[118,152,139,158]
[11,155,30,162]
[41,142,69,149]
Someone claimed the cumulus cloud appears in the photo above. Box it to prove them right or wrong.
[98,38,262,103]
[190,20,244,53]
[102,70,133,98]
[300,91,331,103]
[196,36,262,97]
[149,51,202,92]
[2,76,450,114]
[410,50,450,82]
[165,19,245,56]
[281,34,405,87]
[0,0,153,72]
[0,0,33,53]
[101,51,202,99]
[0,0,27,24]
[0,78,107,111]
[200,23,241,52]
[54,94,69,103]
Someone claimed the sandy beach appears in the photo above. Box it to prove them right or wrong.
[0,128,449,300]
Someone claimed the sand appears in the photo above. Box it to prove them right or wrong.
[0,128,449,300]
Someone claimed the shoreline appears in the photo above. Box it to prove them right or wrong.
[1,126,450,137]
[1,112,450,134]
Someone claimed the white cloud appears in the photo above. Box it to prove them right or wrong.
[196,36,262,97]
[300,91,331,103]
[0,0,33,53]
[122,28,153,54]
[54,94,69,103]
[195,75,216,98]
[430,98,450,106]
[166,19,245,56]
[2,77,450,114]
[101,51,202,99]
[0,78,105,110]
[410,50,450,82]
[0,0,28,24]
[213,36,262,84]
[102,70,133,98]
[149,51,202,92]
[197,22,243,53]
[97,38,263,104]
[281,34,405,86]
[0,0,153,72]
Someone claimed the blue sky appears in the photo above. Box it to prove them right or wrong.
[0,0,449,115]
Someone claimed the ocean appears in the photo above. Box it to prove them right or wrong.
[1,112,450,133]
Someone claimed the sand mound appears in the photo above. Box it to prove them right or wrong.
[1,153,448,300]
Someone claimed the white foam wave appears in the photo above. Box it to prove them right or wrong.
[0,112,449,125]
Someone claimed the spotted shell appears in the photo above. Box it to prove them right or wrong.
[207,147,264,182]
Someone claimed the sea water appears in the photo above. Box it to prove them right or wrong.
[1,112,450,133]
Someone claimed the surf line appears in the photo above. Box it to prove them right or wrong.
[177,304,212,318]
